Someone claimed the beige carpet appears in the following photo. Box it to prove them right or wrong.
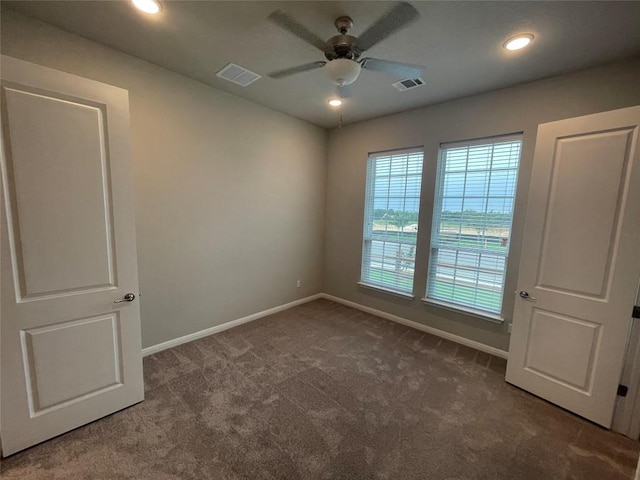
[2,299,638,479]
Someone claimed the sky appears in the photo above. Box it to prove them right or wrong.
[371,141,521,214]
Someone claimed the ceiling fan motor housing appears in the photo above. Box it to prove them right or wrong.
[324,17,360,61]
[325,35,361,61]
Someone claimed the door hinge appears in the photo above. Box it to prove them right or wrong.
[633,305,640,319]
[618,384,629,397]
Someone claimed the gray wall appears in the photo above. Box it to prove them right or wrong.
[324,57,640,351]
[3,9,640,353]
[1,10,328,348]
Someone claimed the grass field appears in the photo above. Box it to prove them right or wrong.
[430,281,502,312]
[364,268,502,312]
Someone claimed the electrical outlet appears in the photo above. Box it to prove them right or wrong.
[296,280,301,288]
[507,323,512,334]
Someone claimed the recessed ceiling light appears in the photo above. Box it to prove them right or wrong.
[504,34,534,51]
[132,0,161,14]
[328,99,343,107]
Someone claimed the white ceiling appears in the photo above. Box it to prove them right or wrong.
[4,1,640,129]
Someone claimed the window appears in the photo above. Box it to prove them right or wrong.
[426,135,522,315]
[361,148,423,295]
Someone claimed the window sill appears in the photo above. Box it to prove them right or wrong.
[358,282,415,300]
[420,297,505,324]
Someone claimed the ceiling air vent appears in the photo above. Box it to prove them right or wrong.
[392,77,425,92]
[216,63,261,87]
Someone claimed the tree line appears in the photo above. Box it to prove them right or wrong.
[374,209,511,229]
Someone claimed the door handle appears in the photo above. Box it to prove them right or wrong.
[114,293,136,303]
[519,290,537,301]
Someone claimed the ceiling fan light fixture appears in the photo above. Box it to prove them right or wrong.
[131,0,162,14]
[504,33,534,51]
[328,99,343,107]
[325,59,362,86]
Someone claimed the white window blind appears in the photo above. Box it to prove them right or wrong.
[361,148,424,295]
[426,135,522,314]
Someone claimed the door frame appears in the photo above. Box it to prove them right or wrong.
[612,284,640,439]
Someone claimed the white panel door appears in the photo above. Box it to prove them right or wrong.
[0,55,143,456]
[506,106,640,427]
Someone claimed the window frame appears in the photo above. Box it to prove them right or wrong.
[424,134,523,319]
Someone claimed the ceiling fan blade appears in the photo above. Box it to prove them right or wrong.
[360,57,423,79]
[268,10,327,53]
[355,2,419,52]
[268,61,327,79]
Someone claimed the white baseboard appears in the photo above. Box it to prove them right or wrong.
[142,294,323,357]
[321,293,509,359]
[141,292,508,360]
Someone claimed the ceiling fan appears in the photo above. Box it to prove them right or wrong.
[267,2,423,97]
